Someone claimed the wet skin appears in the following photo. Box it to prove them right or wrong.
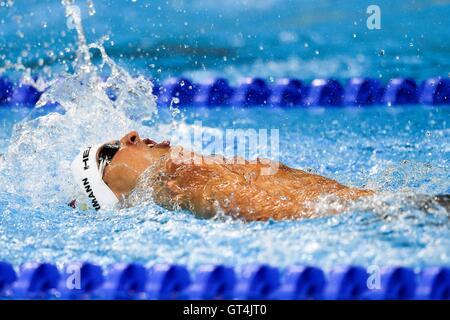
[101,131,374,221]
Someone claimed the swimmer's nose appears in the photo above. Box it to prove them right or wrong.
[121,131,142,146]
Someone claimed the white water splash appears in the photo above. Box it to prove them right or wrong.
[0,1,224,209]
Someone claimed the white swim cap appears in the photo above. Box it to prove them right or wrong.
[71,144,119,211]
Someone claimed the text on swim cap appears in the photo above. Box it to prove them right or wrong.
[81,177,101,211]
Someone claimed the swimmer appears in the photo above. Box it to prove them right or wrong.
[71,131,449,221]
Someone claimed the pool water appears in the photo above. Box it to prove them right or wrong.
[0,0,449,270]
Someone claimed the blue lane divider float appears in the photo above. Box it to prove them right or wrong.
[12,262,60,299]
[157,77,196,106]
[231,78,272,106]
[323,266,368,300]
[303,79,344,106]
[363,267,417,300]
[194,78,234,106]
[420,78,450,105]
[0,261,17,297]
[234,264,281,300]
[276,266,326,300]
[11,83,42,106]
[59,262,105,300]
[0,261,449,300]
[416,267,450,300]
[269,78,305,106]
[1,76,450,108]
[382,78,419,105]
[343,78,383,106]
[101,263,147,300]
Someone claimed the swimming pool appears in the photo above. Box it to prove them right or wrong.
[0,0,450,299]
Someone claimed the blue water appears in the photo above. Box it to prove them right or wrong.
[0,0,450,270]
[2,0,450,81]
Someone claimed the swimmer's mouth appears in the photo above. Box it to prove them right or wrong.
[143,138,170,148]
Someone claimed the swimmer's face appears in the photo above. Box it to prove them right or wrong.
[100,131,170,198]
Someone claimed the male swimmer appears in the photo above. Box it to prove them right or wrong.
[71,131,449,221]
